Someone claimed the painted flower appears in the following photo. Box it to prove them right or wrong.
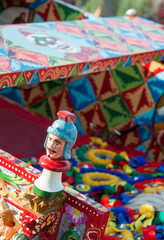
[65,203,88,225]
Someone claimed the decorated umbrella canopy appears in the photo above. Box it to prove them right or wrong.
[0,16,163,88]
[0,14,164,160]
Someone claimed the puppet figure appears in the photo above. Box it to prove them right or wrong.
[33,110,77,200]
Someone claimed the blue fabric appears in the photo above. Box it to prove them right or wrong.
[110,206,131,224]
[130,155,146,168]
[116,192,133,205]
[157,163,164,173]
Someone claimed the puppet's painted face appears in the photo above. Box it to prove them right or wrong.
[46,133,65,159]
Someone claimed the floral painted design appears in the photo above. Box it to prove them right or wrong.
[65,203,88,225]
[34,210,61,235]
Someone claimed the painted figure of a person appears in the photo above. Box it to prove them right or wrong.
[33,111,77,199]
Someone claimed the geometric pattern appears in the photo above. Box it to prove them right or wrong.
[29,0,87,21]
[0,87,25,106]
[1,61,164,161]
[122,84,155,116]
[0,16,164,88]
[0,0,87,25]
[42,79,64,96]
[29,98,53,120]
[67,77,97,111]
[111,65,145,92]
[20,84,46,107]
[100,95,132,127]
[88,71,119,100]
[147,71,164,103]
[48,88,74,119]
[78,101,108,133]
[134,109,155,142]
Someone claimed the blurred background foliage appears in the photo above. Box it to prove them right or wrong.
[77,0,103,13]
[114,0,154,18]
[72,0,164,24]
